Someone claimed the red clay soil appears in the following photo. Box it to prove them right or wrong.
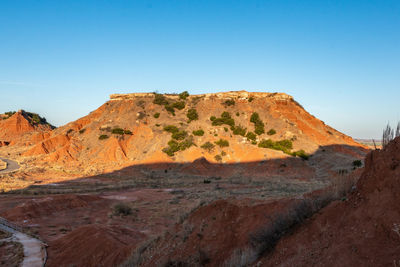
[1,194,103,221]
[257,137,400,266]
[46,225,144,267]
[139,198,295,266]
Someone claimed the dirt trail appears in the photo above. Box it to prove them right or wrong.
[0,218,46,267]
[0,157,20,174]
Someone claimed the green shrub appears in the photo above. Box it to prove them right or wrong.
[164,104,176,115]
[236,112,240,116]
[172,130,188,140]
[258,139,293,154]
[224,127,228,132]
[163,125,179,133]
[163,140,180,156]
[5,111,16,117]
[187,108,199,122]
[113,203,132,216]
[248,96,254,102]
[112,128,125,135]
[193,129,204,136]
[221,151,227,156]
[250,112,265,135]
[212,112,235,127]
[124,130,133,135]
[292,150,309,160]
[153,93,169,105]
[352,160,362,168]
[179,91,189,100]
[223,99,235,106]
[215,139,229,148]
[99,135,109,140]
[251,141,257,145]
[79,129,86,134]
[154,112,160,118]
[172,101,185,110]
[200,141,215,152]
[155,124,160,127]
[267,129,276,135]
[178,136,195,151]
[250,112,260,123]
[163,137,195,156]
[246,131,257,141]
[210,116,216,121]
[232,125,247,136]
[255,121,265,135]
[214,155,222,162]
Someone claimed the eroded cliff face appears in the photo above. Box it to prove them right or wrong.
[0,110,53,146]
[1,91,366,174]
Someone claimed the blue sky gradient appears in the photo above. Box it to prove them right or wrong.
[1,0,399,138]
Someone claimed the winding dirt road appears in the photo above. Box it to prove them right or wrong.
[0,157,20,174]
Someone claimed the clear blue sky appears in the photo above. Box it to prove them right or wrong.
[1,0,399,139]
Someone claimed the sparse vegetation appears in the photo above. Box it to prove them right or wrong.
[172,101,186,110]
[163,137,195,156]
[201,141,215,152]
[112,128,125,135]
[246,131,257,141]
[382,122,400,148]
[258,139,293,154]
[163,125,179,133]
[179,91,189,100]
[187,108,199,122]
[223,99,235,107]
[352,160,362,168]
[171,130,188,140]
[292,149,309,160]
[99,135,109,140]
[192,129,205,136]
[214,155,222,161]
[124,129,133,135]
[250,112,265,135]
[232,125,247,136]
[211,112,235,127]
[153,112,160,118]
[267,129,276,135]
[79,129,86,134]
[248,96,254,102]
[153,93,168,105]
[215,139,229,148]
[113,203,132,216]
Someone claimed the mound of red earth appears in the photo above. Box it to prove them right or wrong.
[1,195,102,221]
[256,137,400,266]
[4,91,366,175]
[134,198,294,266]
[46,225,144,267]
[0,110,53,146]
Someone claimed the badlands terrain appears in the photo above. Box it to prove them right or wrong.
[1,90,397,266]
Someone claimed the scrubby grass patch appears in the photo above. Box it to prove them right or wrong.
[267,129,276,135]
[113,203,132,216]
[192,129,204,136]
[250,112,265,135]
[232,125,247,136]
[99,135,109,140]
[187,108,199,122]
[201,141,215,152]
[153,112,160,118]
[258,139,293,154]
[211,112,235,127]
[215,139,229,148]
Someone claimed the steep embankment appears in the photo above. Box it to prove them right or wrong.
[257,137,400,266]
[0,110,53,146]
[12,91,365,174]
